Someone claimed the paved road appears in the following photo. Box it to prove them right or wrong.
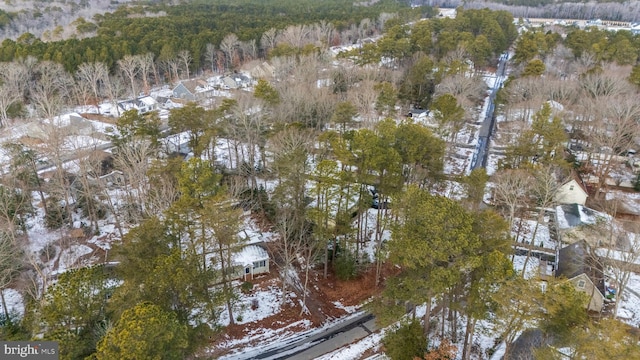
[471,53,508,170]
[287,316,378,360]
[234,312,377,360]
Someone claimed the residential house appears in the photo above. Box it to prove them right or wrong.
[45,112,94,137]
[556,176,588,206]
[117,96,158,115]
[221,76,239,90]
[221,73,253,90]
[172,79,214,101]
[244,61,275,79]
[232,244,270,281]
[556,240,607,312]
[76,150,125,188]
[87,170,126,188]
[407,108,429,118]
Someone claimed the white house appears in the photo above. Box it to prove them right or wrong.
[232,244,269,281]
[556,177,588,206]
[117,96,158,114]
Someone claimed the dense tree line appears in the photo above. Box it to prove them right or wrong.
[424,0,640,22]
[0,0,135,40]
[340,7,515,109]
[0,0,412,73]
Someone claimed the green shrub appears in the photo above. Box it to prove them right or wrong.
[382,320,427,360]
[44,198,68,230]
[334,248,358,281]
[241,281,253,294]
[237,187,276,222]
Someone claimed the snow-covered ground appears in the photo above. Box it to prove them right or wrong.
[316,331,385,360]
[0,288,24,318]
[617,273,640,326]
[513,255,541,279]
[512,218,556,249]
[444,146,474,176]
[218,279,288,326]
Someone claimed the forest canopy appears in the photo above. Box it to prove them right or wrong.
[0,0,413,72]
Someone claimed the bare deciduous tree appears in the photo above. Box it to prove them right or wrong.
[260,28,278,56]
[73,77,95,113]
[0,57,33,98]
[75,61,108,113]
[0,85,20,127]
[436,73,487,109]
[0,232,23,323]
[137,53,155,95]
[272,207,304,307]
[357,18,372,41]
[239,39,257,63]
[0,60,31,125]
[585,95,640,198]
[503,76,547,123]
[277,24,311,49]
[161,57,180,84]
[521,166,565,274]
[348,79,378,128]
[579,67,633,99]
[114,139,155,223]
[204,43,217,73]
[39,122,75,227]
[118,55,141,98]
[220,33,240,71]
[492,169,534,232]
[145,165,179,218]
[177,50,192,80]
[103,74,126,117]
[312,20,335,46]
[607,222,640,319]
[230,93,267,189]
[31,61,72,120]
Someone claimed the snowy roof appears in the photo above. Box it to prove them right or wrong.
[140,96,157,106]
[556,204,606,229]
[118,96,158,113]
[178,79,213,94]
[233,245,269,267]
[44,112,83,127]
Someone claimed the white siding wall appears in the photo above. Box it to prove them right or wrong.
[556,179,588,205]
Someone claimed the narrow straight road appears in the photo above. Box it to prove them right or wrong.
[471,53,508,170]
[235,312,377,360]
[287,316,378,359]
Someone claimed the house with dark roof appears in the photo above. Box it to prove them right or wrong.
[172,79,213,101]
[556,240,606,312]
